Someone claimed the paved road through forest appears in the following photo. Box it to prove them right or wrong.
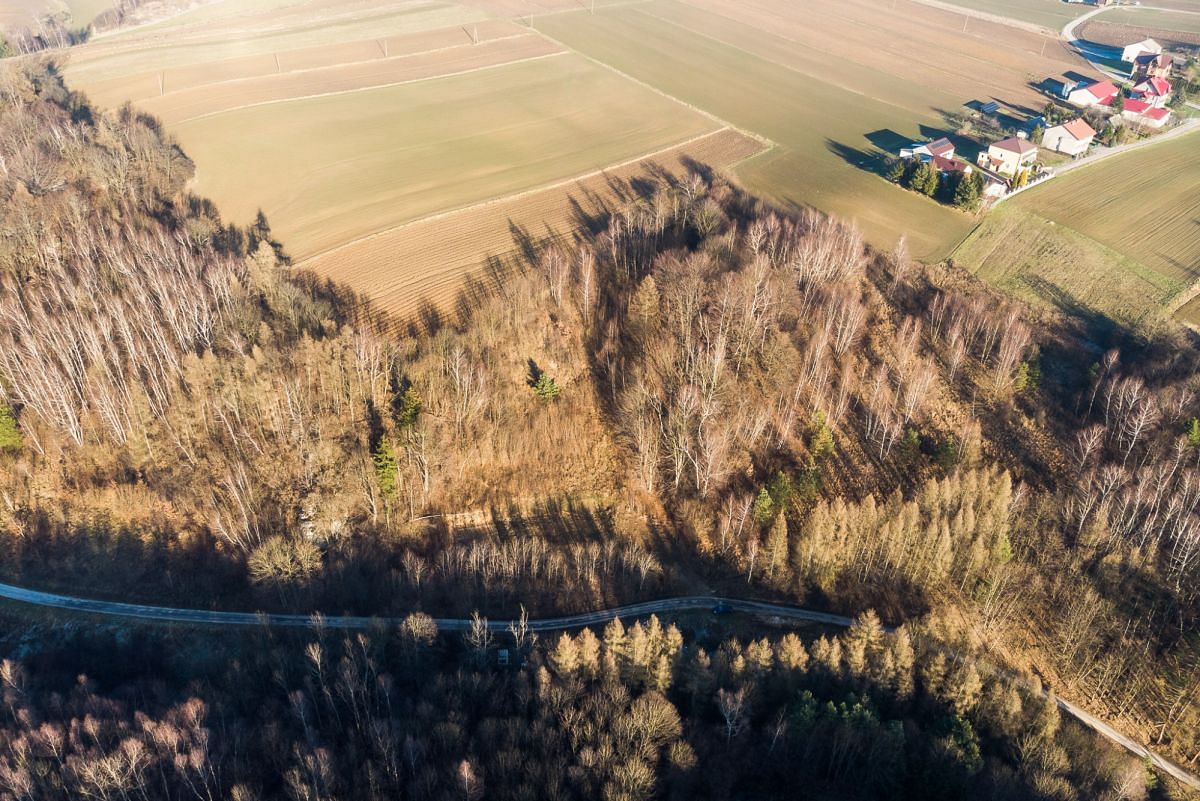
[0,579,1197,790]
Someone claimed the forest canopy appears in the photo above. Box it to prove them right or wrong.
[0,60,1197,799]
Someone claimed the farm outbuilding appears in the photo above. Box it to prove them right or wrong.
[1068,80,1119,108]
[1132,77,1172,108]
[1121,38,1162,63]
[1121,100,1171,128]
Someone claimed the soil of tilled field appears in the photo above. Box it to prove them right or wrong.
[1077,18,1200,51]
[297,128,767,321]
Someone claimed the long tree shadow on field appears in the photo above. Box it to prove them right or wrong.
[398,158,727,336]
[825,138,890,177]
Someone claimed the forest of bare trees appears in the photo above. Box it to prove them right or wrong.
[0,59,1198,793]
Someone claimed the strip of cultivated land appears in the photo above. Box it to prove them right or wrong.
[137,34,564,124]
[915,0,1084,29]
[298,128,766,318]
[62,0,740,313]
[171,53,721,259]
[954,131,1200,330]
[535,0,1099,260]
[73,19,531,110]
[1095,7,1200,36]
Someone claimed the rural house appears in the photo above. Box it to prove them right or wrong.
[1132,77,1172,108]
[1131,53,1172,80]
[1121,38,1162,63]
[1043,119,1096,156]
[976,136,1038,177]
[899,137,974,177]
[1121,99,1172,128]
[931,155,973,177]
[1068,79,1119,108]
[899,137,955,161]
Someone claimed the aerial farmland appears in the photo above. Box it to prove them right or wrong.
[58,0,1103,318]
[7,0,1200,793]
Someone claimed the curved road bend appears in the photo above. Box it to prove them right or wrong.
[0,580,1196,791]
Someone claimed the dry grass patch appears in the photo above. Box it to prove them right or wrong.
[1012,132,1200,287]
[952,205,1181,332]
[298,128,765,317]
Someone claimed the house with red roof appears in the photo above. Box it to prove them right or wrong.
[1132,77,1172,108]
[898,137,975,176]
[1068,80,1119,108]
[1121,99,1172,129]
[1131,53,1172,81]
[976,136,1038,177]
[931,155,973,176]
[1043,119,1096,157]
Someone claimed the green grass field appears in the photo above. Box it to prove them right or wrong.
[537,1,983,259]
[954,131,1200,330]
[934,0,1085,28]
[174,53,720,258]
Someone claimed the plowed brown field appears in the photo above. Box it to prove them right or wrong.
[138,35,564,124]
[298,129,766,319]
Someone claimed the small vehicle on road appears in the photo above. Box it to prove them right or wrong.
[712,602,732,615]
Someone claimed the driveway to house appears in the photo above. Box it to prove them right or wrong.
[1,578,1198,791]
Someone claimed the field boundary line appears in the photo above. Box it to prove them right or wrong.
[528,21,775,149]
[173,51,570,123]
[631,4,949,121]
[901,0,1060,36]
[143,32,537,101]
[295,127,761,267]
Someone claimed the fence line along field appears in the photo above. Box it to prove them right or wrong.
[298,128,766,318]
[954,131,1200,330]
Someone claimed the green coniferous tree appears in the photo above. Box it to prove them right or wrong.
[0,404,21,453]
